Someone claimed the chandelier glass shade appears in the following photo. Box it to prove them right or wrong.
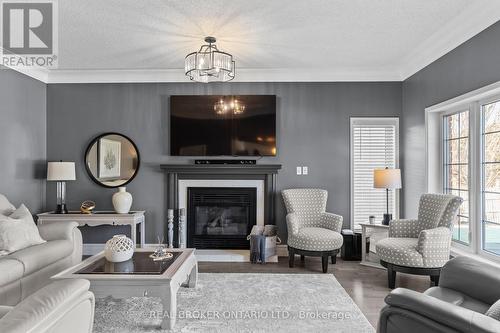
[185,37,235,83]
[213,97,245,115]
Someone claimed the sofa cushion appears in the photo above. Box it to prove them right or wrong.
[376,238,424,267]
[289,227,343,251]
[0,204,45,256]
[0,259,24,286]
[0,194,15,216]
[8,240,73,276]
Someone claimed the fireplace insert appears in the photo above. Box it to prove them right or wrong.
[187,187,256,249]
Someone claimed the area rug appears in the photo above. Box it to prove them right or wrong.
[93,273,374,333]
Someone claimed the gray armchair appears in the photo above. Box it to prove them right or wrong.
[378,256,500,333]
[375,193,462,288]
[282,189,343,273]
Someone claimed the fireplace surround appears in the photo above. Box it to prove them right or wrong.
[161,164,281,250]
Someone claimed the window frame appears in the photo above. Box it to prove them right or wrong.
[350,117,400,230]
[442,108,471,246]
[478,95,500,259]
[425,81,500,262]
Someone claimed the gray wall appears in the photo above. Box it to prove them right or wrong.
[402,21,500,217]
[0,68,46,212]
[46,82,401,243]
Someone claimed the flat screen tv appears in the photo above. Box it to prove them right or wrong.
[170,95,276,156]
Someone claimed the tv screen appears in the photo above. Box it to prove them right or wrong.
[170,95,276,156]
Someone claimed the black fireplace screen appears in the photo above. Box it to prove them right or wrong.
[187,187,256,249]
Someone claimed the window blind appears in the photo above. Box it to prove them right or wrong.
[352,122,397,227]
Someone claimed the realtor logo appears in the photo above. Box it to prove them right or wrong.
[1,0,58,68]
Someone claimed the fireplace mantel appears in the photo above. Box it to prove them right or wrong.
[160,164,282,174]
[161,163,281,247]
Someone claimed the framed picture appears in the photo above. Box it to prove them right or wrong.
[98,138,121,179]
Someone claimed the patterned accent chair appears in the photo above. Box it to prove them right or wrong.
[376,194,463,288]
[282,189,343,273]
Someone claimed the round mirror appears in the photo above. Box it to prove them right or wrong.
[84,133,140,188]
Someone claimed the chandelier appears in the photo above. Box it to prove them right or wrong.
[185,37,235,83]
[213,98,245,115]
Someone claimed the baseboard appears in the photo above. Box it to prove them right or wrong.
[83,243,287,262]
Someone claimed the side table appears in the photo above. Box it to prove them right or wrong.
[359,223,389,269]
[37,211,146,247]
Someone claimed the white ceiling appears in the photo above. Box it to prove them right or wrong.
[15,0,500,83]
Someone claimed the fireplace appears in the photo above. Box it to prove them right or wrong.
[187,187,256,249]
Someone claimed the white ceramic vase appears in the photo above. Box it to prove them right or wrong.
[104,234,134,262]
[112,187,132,214]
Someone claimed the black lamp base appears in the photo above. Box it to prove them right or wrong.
[55,204,68,214]
[382,214,392,226]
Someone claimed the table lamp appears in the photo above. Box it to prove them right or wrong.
[47,161,76,214]
[373,167,401,225]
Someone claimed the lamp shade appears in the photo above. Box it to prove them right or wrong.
[47,162,76,181]
[373,168,401,189]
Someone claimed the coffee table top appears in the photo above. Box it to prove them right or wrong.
[76,251,183,275]
[52,248,195,281]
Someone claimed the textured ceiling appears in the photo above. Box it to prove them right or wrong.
[26,0,500,81]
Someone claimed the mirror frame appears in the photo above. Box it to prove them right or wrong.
[84,132,141,188]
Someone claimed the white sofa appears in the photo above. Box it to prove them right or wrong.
[0,196,82,306]
[0,279,94,333]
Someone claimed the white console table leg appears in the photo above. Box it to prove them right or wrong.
[131,224,137,248]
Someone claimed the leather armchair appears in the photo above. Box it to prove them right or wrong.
[282,188,343,273]
[0,279,95,333]
[375,194,462,288]
[378,256,500,333]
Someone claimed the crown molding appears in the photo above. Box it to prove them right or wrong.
[399,1,500,80]
[4,65,49,83]
[43,67,401,84]
[6,1,500,84]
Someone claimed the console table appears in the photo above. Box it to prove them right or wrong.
[37,211,146,247]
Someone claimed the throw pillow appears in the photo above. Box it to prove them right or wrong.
[0,204,46,255]
[0,194,15,215]
[486,299,500,321]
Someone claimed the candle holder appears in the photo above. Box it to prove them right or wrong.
[167,209,174,248]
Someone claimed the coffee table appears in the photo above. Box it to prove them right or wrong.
[52,248,197,330]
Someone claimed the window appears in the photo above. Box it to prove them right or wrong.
[482,100,500,255]
[443,111,470,244]
[350,118,399,229]
[427,81,500,260]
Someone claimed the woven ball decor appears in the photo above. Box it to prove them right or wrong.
[104,234,134,262]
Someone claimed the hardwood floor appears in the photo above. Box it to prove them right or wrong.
[199,256,431,328]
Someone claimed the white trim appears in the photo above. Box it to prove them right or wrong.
[349,117,400,229]
[2,65,49,82]
[399,1,500,80]
[42,67,401,84]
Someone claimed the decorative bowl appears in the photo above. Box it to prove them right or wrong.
[104,234,134,262]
